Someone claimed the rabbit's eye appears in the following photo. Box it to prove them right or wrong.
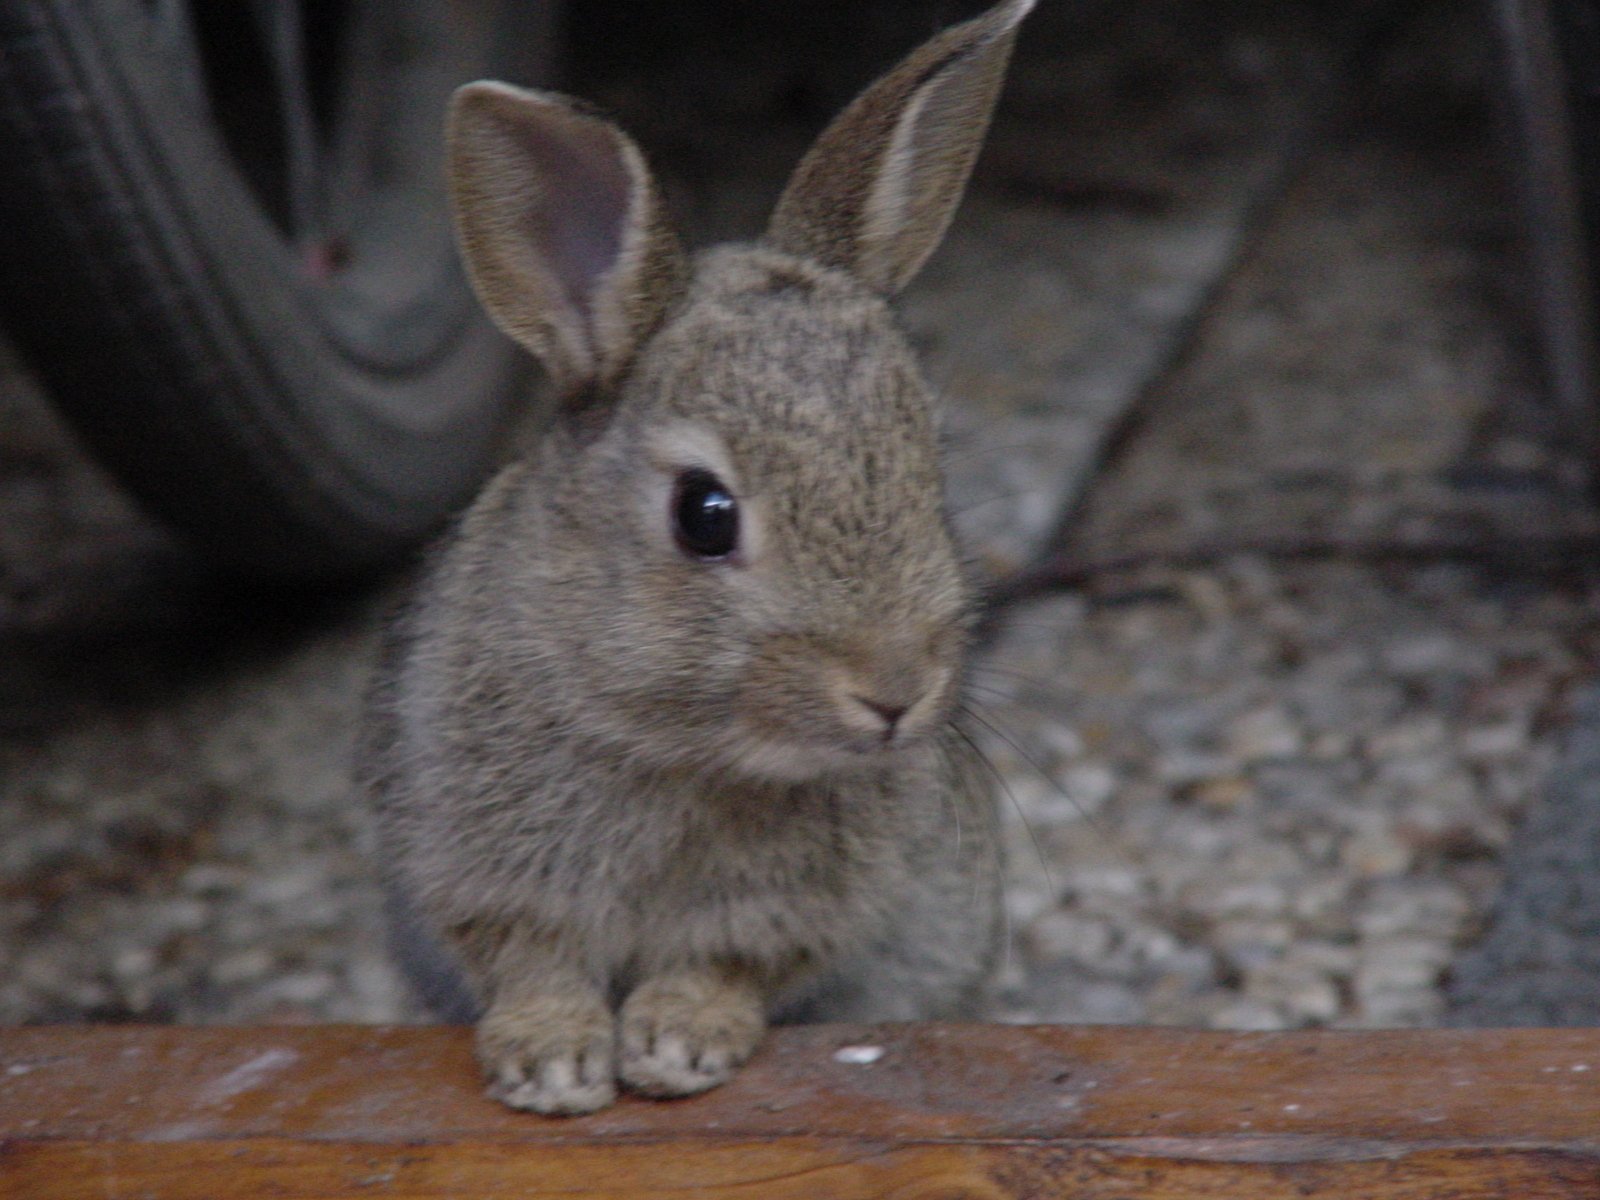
[672,469,740,560]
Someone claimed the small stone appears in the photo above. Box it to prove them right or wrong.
[1296,829,1343,870]
[1211,918,1295,972]
[1160,944,1220,981]
[1365,716,1447,759]
[1354,880,1469,940]
[1339,829,1414,879]
[345,952,407,1014]
[1000,775,1063,826]
[1359,935,1453,977]
[1244,961,1340,1023]
[833,1045,885,1065]
[1153,812,1232,857]
[1108,922,1186,976]
[210,948,276,987]
[180,864,249,895]
[1145,700,1218,748]
[1180,878,1290,920]
[1144,969,1220,1023]
[1067,864,1144,901]
[1024,911,1113,968]
[1349,986,1443,1027]
[147,899,210,936]
[1487,438,1549,472]
[1035,722,1086,760]
[1282,940,1359,978]
[1207,998,1291,1031]
[1410,769,1478,810]
[1226,706,1303,763]
[1224,555,1282,602]
[1223,841,1304,878]
[1380,634,1459,676]
[1460,720,1530,761]
[1002,882,1054,927]
[1393,789,1506,856]
[1061,762,1118,815]
[1059,980,1145,1024]
[993,954,1028,995]
[1289,876,1353,925]
[1192,776,1255,812]
[1307,731,1354,760]
[111,946,156,980]
[246,866,327,907]
[1177,572,1232,621]
[266,971,335,1006]
[1156,751,1234,788]
[1372,752,1452,791]
[1254,761,1352,811]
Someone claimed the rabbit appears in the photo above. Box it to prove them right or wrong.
[360,0,1035,1116]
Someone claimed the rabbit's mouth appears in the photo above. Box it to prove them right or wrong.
[725,702,950,783]
[726,734,926,785]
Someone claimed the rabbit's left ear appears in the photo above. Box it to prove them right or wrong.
[766,0,1034,296]
[448,83,687,395]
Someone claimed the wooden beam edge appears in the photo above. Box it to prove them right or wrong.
[3,1023,1598,1198]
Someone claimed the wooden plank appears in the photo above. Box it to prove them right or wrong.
[2,1024,1598,1198]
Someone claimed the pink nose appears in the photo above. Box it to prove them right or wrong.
[854,696,909,738]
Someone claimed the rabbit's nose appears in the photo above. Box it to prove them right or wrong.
[851,695,910,740]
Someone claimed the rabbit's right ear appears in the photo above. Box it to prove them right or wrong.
[448,83,687,395]
[767,0,1033,296]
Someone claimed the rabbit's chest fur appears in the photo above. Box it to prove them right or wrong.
[387,694,952,978]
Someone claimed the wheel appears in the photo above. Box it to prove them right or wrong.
[0,1,554,582]
[1490,0,1600,466]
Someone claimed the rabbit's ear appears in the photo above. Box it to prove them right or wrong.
[766,0,1033,296]
[448,83,687,394]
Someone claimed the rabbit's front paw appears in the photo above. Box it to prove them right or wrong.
[618,971,765,1098]
[476,995,616,1115]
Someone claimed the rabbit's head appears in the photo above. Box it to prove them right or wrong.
[446,0,1032,783]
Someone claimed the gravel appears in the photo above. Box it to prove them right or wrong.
[3,1,1599,1031]
[979,557,1592,1029]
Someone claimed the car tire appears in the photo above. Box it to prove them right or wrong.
[0,1,553,581]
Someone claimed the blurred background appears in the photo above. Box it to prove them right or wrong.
[1,0,1598,1028]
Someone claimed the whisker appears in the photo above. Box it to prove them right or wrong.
[964,681,1021,702]
[951,708,1057,904]
[948,488,1039,521]
[959,699,1138,875]
[964,682,1081,727]
[943,739,965,864]
[966,663,1067,691]
[947,722,1018,988]
[941,439,1054,467]
[977,618,1082,633]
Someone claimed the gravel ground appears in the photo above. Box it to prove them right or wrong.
[3,2,1598,1029]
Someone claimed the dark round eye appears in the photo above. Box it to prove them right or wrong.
[672,469,740,560]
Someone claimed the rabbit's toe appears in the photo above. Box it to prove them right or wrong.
[476,998,616,1115]
[617,973,764,1097]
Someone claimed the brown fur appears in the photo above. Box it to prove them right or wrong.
[361,0,1033,1115]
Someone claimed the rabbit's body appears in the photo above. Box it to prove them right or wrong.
[363,0,1031,1114]
[373,557,996,1025]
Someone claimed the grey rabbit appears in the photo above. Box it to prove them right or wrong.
[361,0,1034,1115]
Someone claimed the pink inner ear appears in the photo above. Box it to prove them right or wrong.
[509,114,630,322]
